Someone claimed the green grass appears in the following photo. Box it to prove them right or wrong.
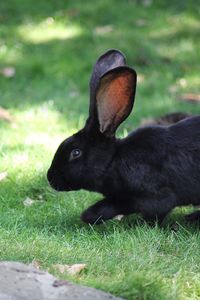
[0,0,200,299]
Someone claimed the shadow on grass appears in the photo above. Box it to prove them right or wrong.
[1,170,199,238]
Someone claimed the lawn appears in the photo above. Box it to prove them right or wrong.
[0,0,200,299]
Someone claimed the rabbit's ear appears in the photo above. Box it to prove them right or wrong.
[96,66,137,137]
[89,49,126,117]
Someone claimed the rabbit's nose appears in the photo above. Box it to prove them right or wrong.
[47,168,67,191]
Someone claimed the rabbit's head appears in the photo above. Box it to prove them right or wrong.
[47,49,137,192]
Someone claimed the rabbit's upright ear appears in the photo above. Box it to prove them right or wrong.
[89,49,126,119]
[96,66,137,137]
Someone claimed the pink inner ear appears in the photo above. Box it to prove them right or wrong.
[96,70,134,133]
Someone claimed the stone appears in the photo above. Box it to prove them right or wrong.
[0,261,123,300]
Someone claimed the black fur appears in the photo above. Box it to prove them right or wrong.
[47,49,200,225]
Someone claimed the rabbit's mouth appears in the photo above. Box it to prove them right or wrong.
[47,169,67,191]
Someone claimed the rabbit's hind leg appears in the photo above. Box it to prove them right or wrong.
[185,210,200,224]
[138,193,177,225]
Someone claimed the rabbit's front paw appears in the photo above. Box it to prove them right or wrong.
[81,199,119,225]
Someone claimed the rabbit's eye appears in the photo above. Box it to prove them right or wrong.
[69,149,82,161]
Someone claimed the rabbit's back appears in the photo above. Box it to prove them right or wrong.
[169,115,200,144]
[164,116,200,204]
[117,116,200,206]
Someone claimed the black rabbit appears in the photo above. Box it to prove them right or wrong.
[47,49,200,225]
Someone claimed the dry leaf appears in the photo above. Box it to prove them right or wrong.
[29,259,41,269]
[67,9,80,17]
[135,19,147,27]
[1,67,15,78]
[179,93,200,104]
[140,117,155,127]
[23,197,35,206]
[142,0,152,6]
[168,84,178,93]
[53,263,86,275]
[0,107,15,123]
[23,195,44,207]
[0,172,8,182]
[114,214,124,221]
[67,264,86,275]
[94,25,113,35]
